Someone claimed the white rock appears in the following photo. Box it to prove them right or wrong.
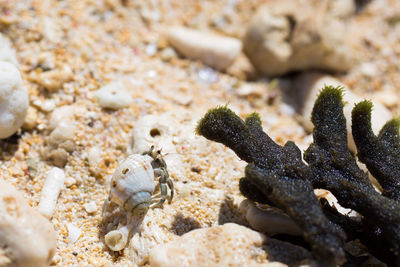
[64,177,77,187]
[166,26,242,71]
[49,104,82,130]
[130,113,175,154]
[88,147,101,167]
[359,62,378,78]
[0,180,56,267]
[38,167,66,219]
[0,61,28,139]
[22,106,38,130]
[87,146,103,177]
[239,200,302,236]
[33,65,73,92]
[293,74,392,152]
[160,47,177,62]
[84,201,97,214]
[243,0,355,76]
[48,121,77,148]
[149,223,283,267]
[0,33,18,66]
[66,223,82,244]
[94,81,133,109]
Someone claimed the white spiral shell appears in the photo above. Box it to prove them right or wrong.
[109,154,155,213]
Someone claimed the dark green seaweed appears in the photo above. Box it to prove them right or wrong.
[197,105,346,266]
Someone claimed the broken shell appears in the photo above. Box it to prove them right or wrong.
[104,224,131,251]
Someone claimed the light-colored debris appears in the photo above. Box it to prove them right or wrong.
[48,121,77,152]
[45,148,69,168]
[93,81,133,109]
[84,201,97,214]
[22,106,38,130]
[66,223,82,244]
[0,180,56,267]
[48,105,83,130]
[129,112,187,178]
[239,200,302,236]
[243,0,355,76]
[30,65,73,92]
[149,223,283,267]
[160,47,177,62]
[0,61,28,139]
[43,120,77,167]
[38,167,66,219]
[87,146,103,178]
[166,26,242,71]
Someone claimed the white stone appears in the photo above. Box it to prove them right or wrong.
[243,0,355,76]
[129,112,186,178]
[149,223,283,267]
[87,146,103,177]
[84,201,97,214]
[48,121,77,147]
[0,180,56,267]
[22,106,38,130]
[166,26,242,71]
[64,177,77,187]
[359,62,378,78]
[49,105,76,130]
[94,81,133,109]
[38,167,66,219]
[240,200,302,236]
[0,61,29,138]
[33,65,73,92]
[66,223,82,244]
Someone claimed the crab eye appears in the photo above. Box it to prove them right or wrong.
[122,168,129,174]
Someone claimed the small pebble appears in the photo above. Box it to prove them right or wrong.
[145,43,157,56]
[160,47,176,62]
[66,223,82,244]
[87,146,102,177]
[197,67,218,84]
[38,167,66,219]
[48,122,77,148]
[23,106,38,130]
[65,177,77,187]
[93,81,133,109]
[33,65,73,92]
[46,148,69,167]
[167,26,242,71]
[84,201,97,214]
[359,62,378,78]
[41,99,56,113]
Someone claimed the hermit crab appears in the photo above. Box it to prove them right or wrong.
[104,146,174,251]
